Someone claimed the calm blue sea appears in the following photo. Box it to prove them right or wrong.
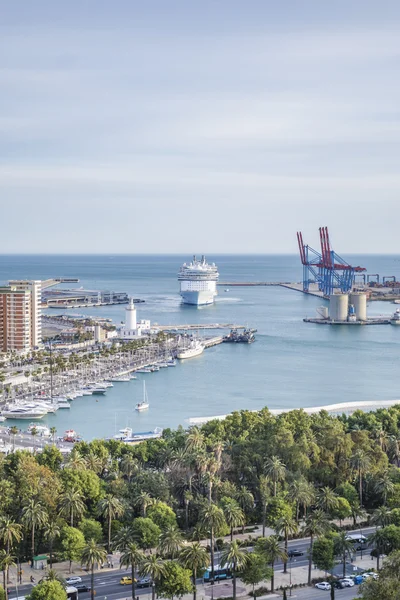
[1,254,400,440]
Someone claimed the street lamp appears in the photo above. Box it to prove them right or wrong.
[289,557,292,596]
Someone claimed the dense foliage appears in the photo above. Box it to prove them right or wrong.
[2,405,400,598]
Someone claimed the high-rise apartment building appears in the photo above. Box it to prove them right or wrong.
[0,280,42,353]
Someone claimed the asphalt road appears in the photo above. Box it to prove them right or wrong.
[9,527,376,600]
[292,587,359,600]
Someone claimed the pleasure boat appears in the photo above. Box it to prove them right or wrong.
[109,375,130,382]
[130,374,137,380]
[135,381,150,412]
[114,427,133,440]
[391,309,400,325]
[177,339,204,359]
[167,359,176,367]
[52,396,71,409]
[123,427,163,444]
[136,368,152,373]
[1,407,47,420]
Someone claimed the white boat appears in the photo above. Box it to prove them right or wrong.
[178,255,219,306]
[27,424,51,437]
[53,397,71,409]
[114,427,133,440]
[135,381,150,411]
[177,339,204,359]
[130,374,137,380]
[82,388,94,396]
[0,416,6,422]
[1,407,47,420]
[167,359,176,367]
[124,427,163,443]
[91,387,107,395]
[391,309,400,325]
[136,368,152,373]
[109,376,130,382]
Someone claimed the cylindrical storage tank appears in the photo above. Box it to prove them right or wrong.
[349,292,367,321]
[317,306,329,319]
[329,293,349,321]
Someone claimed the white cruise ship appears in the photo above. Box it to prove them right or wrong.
[178,256,219,306]
[177,339,204,359]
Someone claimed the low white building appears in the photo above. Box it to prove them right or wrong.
[118,298,151,339]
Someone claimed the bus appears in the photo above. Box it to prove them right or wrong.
[203,566,232,582]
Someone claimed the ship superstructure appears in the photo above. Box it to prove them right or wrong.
[178,256,219,306]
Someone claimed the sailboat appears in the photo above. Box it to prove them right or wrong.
[135,381,150,412]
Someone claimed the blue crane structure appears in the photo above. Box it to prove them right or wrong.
[297,227,366,296]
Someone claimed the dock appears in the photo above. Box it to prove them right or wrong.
[204,336,224,348]
[303,317,391,325]
[154,323,246,331]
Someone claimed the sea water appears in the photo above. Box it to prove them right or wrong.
[1,254,400,440]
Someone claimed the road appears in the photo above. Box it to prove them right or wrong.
[292,587,359,600]
[9,527,376,600]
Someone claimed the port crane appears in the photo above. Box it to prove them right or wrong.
[297,227,366,296]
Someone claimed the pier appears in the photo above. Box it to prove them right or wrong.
[154,323,246,331]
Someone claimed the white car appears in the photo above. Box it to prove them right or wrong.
[315,582,331,590]
[362,572,378,581]
[339,579,355,587]
[66,577,82,585]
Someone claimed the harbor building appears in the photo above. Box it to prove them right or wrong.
[0,280,42,352]
[118,298,151,339]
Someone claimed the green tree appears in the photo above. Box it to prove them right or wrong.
[9,427,18,453]
[61,526,85,573]
[0,586,5,600]
[131,517,161,550]
[312,537,334,573]
[333,532,354,578]
[220,541,248,600]
[43,520,61,568]
[0,517,22,554]
[147,501,177,530]
[235,486,254,534]
[264,456,286,497]
[241,553,272,599]
[0,551,15,600]
[179,542,210,600]
[255,536,286,593]
[120,543,145,600]
[21,499,48,564]
[81,540,107,600]
[80,518,103,543]
[221,499,245,541]
[316,487,339,514]
[199,502,225,583]
[357,549,400,600]
[59,488,86,527]
[36,446,63,471]
[330,497,352,527]
[258,476,270,537]
[265,497,293,528]
[158,526,184,558]
[26,580,67,600]
[275,515,298,574]
[156,561,193,600]
[302,510,330,585]
[97,494,125,552]
[350,449,371,506]
[140,555,166,600]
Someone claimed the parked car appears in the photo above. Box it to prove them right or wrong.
[136,577,152,588]
[339,578,355,587]
[315,582,331,590]
[362,572,378,581]
[331,581,345,589]
[65,577,82,585]
[75,585,91,593]
[288,549,304,557]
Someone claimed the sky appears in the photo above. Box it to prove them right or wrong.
[1,1,400,254]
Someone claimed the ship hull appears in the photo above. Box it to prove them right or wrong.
[177,345,204,359]
[180,290,216,306]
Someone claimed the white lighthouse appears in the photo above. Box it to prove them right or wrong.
[125,298,137,330]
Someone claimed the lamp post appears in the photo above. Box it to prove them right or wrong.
[289,557,292,596]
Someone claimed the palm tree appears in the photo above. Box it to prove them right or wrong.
[302,510,330,585]
[158,526,184,558]
[50,427,57,445]
[112,525,133,551]
[369,529,388,571]
[67,450,87,470]
[0,550,15,600]
[235,487,254,534]
[0,517,22,554]
[275,516,298,573]
[40,569,66,586]
[371,506,392,528]
[334,532,355,578]
[21,499,48,564]
[258,475,270,536]
[97,494,125,552]
[140,555,166,600]
[120,543,145,600]
[350,450,370,506]
[374,472,395,505]
[134,492,154,517]
[316,487,339,514]
[120,455,139,482]
[264,456,286,496]
[350,503,367,528]
[185,427,205,452]
[288,479,315,521]
[220,541,249,600]
[184,490,193,531]
[59,488,86,526]
[85,453,103,474]
[179,542,210,600]
[257,535,286,593]
[222,500,245,541]
[9,426,18,452]
[43,520,61,568]
[81,540,107,600]
[200,503,226,583]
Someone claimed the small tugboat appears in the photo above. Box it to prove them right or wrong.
[223,328,257,343]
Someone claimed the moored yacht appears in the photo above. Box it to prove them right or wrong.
[177,339,204,359]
